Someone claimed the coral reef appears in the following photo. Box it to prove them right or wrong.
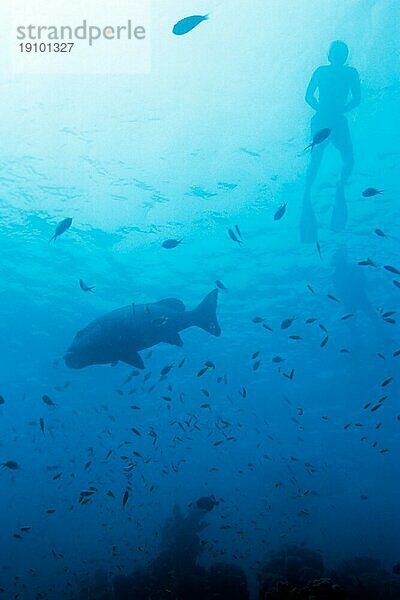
[74,516,398,600]
[332,555,400,600]
[206,562,249,600]
[261,577,345,599]
[257,544,325,595]
[75,496,249,600]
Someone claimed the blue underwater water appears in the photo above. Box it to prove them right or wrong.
[0,1,400,598]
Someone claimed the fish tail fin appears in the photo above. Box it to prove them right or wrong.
[193,289,221,337]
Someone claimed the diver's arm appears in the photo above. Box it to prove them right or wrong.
[344,68,361,112]
[305,69,320,111]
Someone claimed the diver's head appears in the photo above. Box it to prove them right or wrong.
[328,40,349,65]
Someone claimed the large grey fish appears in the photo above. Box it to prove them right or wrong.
[64,289,221,369]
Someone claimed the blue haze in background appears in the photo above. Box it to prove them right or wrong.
[0,0,399,597]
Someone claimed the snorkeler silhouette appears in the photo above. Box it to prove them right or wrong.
[301,41,361,242]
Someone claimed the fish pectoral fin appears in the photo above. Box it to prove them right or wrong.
[162,332,184,347]
[121,351,145,369]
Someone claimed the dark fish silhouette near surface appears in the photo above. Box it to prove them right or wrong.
[50,218,72,242]
[162,239,182,249]
[173,15,208,36]
[384,265,400,275]
[304,128,330,151]
[79,279,95,293]
[65,290,221,369]
[215,279,227,291]
[362,187,384,197]
[227,228,242,245]
[358,257,377,267]
[274,202,288,221]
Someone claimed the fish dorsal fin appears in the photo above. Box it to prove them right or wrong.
[155,298,186,311]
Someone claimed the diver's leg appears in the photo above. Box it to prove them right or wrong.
[333,118,354,185]
[339,137,354,186]
[331,120,353,232]
[304,145,324,199]
[300,144,324,243]
[300,114,328,243]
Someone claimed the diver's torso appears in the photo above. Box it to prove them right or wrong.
[317,65,354,115]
